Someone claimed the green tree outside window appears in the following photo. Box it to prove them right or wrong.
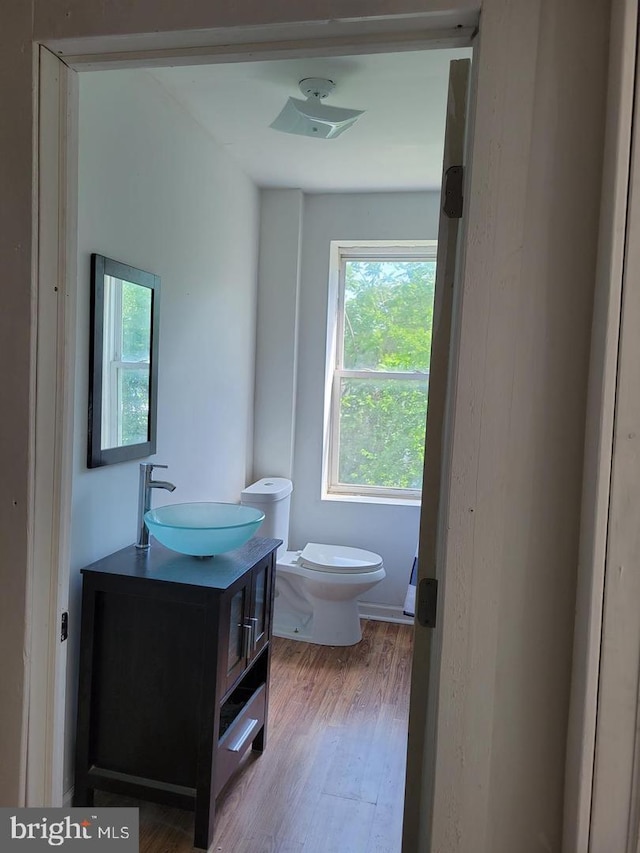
[334,258,435,493]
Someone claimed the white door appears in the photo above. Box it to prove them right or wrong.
[402,57,472,852]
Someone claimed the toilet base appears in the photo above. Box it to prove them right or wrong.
[273,599,363,646]
[272,607,313,643]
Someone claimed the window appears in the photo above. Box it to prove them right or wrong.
[323,242,437,501]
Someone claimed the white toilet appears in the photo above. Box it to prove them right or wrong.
[240,478,385,646]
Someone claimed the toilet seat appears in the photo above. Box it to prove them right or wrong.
[297,543,383,574]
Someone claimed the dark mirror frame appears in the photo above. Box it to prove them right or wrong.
[87,253,160,468]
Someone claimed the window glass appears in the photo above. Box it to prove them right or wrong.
[325,245,437,500]
[119,367,150,446]
[101,276,152,450]
[343,260,435,372]
[337,375,429,491]
[121,280,152,362]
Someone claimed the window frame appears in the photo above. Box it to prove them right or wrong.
[323,240,437,503]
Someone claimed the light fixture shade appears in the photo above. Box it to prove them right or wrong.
[270,96,364,139]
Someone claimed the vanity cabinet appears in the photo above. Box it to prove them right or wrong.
[73,536,280,850]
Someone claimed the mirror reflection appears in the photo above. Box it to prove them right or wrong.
[101,275,152,450]
[88,254,160,468]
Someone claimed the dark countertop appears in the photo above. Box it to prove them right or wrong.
[81,536,281,591]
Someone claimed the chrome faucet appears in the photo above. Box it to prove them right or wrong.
[136,462,176,549]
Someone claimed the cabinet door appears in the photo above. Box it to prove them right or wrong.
[223,581,251,693]
[220,554,275,696]
[249,556,273,661]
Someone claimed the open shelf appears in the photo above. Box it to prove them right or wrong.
[219,648,268,737]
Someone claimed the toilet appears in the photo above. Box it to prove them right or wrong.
[240,478,385,646]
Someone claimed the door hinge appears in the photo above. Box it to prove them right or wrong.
[443,165,464,219]
[417,578,438,628]
[60,611,69,642]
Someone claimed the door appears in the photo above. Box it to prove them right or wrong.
[222,556,274,695]
[402,57,472,853]
[248,554,273,660]
[223,577,253,694]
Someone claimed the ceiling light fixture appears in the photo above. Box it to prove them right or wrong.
[270,78,364,139]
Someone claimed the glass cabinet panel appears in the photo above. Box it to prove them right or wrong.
[227,588,246,675]
[254,568,266,642]
[251,561,271,654]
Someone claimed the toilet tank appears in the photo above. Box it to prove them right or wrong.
[240,478,293,553]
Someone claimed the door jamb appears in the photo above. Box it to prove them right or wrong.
[562,0,638,848]
[29,45,78,806]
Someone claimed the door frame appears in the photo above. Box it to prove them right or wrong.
[28,45,79,806]
[32,16,478,815]
[562,0,639,849]
[29,4,611,849]
[589,54,640,847]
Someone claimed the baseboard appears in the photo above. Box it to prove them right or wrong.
[359,602,414,625]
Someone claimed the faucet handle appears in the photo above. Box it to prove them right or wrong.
[140,462,169,483]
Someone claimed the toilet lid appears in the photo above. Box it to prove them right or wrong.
[298,543,383,573]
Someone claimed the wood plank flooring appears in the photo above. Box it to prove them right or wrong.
[96,619,413,853]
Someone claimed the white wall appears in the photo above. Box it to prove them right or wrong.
[65,68,260,791]
[255,190,439,609]
[253,190,303,481]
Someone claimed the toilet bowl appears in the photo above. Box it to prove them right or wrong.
[240,479,386,646]
[275,544,386,646]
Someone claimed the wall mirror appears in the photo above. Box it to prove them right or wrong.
[88,254,160,468]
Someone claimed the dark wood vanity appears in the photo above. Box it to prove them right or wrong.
[73,536,280,850]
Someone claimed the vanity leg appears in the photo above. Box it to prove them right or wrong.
[74,581,97,811]
[72,783,94,807]
[193,795,215,851]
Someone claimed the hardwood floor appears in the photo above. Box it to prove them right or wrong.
[97,619,413,853]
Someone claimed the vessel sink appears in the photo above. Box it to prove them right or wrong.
[144,502,265,557]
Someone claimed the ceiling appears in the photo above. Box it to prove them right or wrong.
[149,48,471,194]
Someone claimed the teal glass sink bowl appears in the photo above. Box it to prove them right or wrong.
[144,502,265,557]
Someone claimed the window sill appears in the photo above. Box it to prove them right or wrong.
[322,491,421,508]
